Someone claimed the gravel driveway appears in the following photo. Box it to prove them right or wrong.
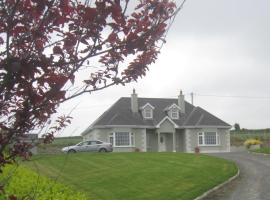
[203,152,270,200]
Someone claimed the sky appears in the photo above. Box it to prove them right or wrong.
[54,0,270,137]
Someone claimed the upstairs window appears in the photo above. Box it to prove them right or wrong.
[141,103,154,119]
[170,107,179,119]
[143,107,153,119]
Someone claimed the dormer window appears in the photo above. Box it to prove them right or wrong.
[143,107,153,119]
[165,104,180,120]
[140,103,154,119]
[171,107,179,119]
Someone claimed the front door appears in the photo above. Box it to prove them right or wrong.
[159,134,166,152]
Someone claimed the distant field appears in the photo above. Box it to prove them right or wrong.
[230,130,270,146]
[38,136,82,154]
[26,153,237,200]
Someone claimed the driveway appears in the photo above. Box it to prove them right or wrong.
[203,152,270,200]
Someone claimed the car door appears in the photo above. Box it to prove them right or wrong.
[76,141,88,152]
[86,141,98,152]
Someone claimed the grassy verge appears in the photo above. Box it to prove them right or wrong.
[252,147,270,154]
[0,164,87,200]
[25,153,237,200]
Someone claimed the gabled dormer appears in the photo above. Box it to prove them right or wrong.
[140,103,155,119]
[166,104,181,120]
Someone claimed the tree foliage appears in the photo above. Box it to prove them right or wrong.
[0,0,179,170]
[234,123,240,131]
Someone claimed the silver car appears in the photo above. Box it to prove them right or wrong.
[61,140,113,153]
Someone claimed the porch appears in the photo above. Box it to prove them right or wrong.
[146,129,185,152]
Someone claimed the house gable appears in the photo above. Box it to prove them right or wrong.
[156,116,178,132]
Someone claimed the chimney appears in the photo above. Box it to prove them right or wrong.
[131,89,138,113]
[178,90,185,114]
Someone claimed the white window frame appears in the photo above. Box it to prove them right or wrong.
[170,107,179,119]
[109,132,135,147]
[143,107,153,119]
[197,132,220,146]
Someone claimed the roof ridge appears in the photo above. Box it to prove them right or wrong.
[107,113,119,124]
[196,114,204,126]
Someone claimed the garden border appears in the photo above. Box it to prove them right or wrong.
[194,167,240,200]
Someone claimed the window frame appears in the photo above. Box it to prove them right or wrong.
[197,132,220,146]
[110,132,135,147]
[143,106,153,119]
[170,106,179,119]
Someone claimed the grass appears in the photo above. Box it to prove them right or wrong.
[252,147,270,154]
[25,153,237,200]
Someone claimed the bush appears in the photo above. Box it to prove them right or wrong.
[0,165,87,200]
[244,139,262,149]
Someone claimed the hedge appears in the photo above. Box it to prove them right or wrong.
[0,164,87,200]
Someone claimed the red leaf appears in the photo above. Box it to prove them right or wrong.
[108,33,118,43]
[35,39,43,50]
[83,7,97,23]
[53,46,63,55]
[12,26,27,35]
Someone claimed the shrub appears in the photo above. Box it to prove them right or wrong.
[244,139,262,149]
[0,165,87,200]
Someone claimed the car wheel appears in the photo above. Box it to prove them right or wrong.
[68,149,76,153]
[99,148,107,153]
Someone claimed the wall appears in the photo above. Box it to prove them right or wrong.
[175,129,185,152]
[164,133,173,152]
[185,128,230,153]
[146,129,158,152]
[83,127,146,152]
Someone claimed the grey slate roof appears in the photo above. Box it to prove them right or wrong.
[82,97,231,135]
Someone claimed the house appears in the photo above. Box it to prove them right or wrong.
[82,90,231,153]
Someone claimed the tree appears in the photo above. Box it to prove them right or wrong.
[234,123,240,131]
[0,0,182,170]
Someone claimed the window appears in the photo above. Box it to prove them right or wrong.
[109,136,114,145]
[170,107,179,119]
[115,132,129,146]
[77,141,89,146]
[143,107,153,119]
[198,132,219,146]
[110,132,134,147]
[198,133,203,145]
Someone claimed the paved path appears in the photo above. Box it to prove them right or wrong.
[203,152,270,200]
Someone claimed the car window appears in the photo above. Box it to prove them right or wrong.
[77,141,88,146]
[96,141,102,144]
[89,141,97,145]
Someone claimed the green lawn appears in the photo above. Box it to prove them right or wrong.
[26,153,237,200]
[252,147,270,154]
